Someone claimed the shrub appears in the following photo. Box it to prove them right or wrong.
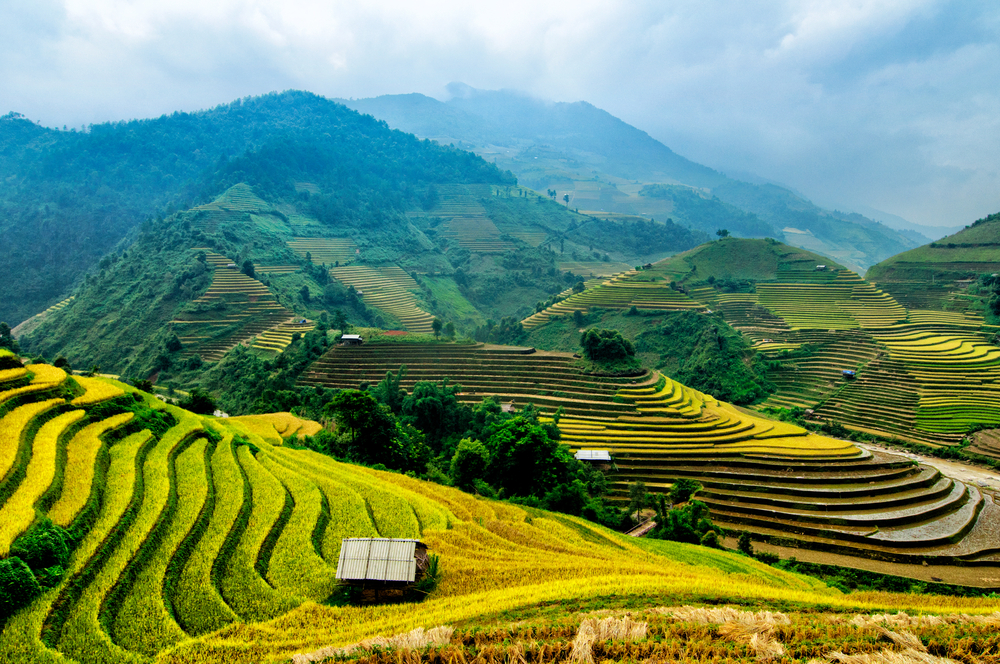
[0,556,41,620]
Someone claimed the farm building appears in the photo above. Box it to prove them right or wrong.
[336,538,429,584]
[574,450,611,462]
[341,334,364,346]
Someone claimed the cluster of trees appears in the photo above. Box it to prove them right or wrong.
[635,311,774,405]
[292,368,628,529]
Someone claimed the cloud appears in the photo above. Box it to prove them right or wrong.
[0,0,997,226]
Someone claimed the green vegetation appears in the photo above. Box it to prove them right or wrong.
[635,311,774,405]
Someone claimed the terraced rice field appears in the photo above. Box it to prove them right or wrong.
[11,356,965,664]
[414,184,514,253]
[522,272,703,329]
[171,252,295,362]
[287,238,358,265]
[298,342,1000,568]
[756,272,906,330]
[329,265,435,333]
[251,319,316,354]
[188,184,275,232]
[254,265,300,275]
[42,297,75,315]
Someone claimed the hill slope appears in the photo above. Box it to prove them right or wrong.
[341,87,924,271]
[1,354,997,664]
[0,91,511,327]
[867,212,1000,310]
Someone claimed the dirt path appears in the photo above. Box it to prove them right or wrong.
[854,441,1000,494]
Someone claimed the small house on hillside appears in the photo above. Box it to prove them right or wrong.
[815,265,827,271]
[842,369,857,379]
[336,538,429,601]
[341,334,363,346]
[574,450,611,463]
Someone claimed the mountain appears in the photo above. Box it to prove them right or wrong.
[866,211,1000,310]
[0,92,504,327]
[13,92,707,377]
[340,87,923,273]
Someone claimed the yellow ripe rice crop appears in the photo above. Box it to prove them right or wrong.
[56,430,153,664]
[48,412,134,527]
[70,376,125,405]
[173,432,241,636]
[227,412,322,445]
[0,409,85,554]
[266,450,378,560]
[218,445,300,623]
[0,367,28,384]
[257,455,339,600]
[111,438,208,657]
[0,399,64,481]
[58,413,202,664]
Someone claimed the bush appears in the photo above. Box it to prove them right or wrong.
[10,519,71,574]
[0,557,41,620]
[737,531,754,557]
[669,478,702,504]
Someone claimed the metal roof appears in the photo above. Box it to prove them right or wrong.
[341,334,363,340]
[336,538,418,582]
[575,450,611,461]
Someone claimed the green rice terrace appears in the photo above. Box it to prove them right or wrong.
[297,341,1000,579]
[867,212,1000,311]
[171,252,295,362]
[525,238,1000,458]
[328,264,436,333]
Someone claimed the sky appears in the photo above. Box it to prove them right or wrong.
[2,0,998,228]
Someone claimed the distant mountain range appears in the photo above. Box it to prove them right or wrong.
[340,85,935,273]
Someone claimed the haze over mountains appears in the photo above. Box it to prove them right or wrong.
[341,85,951,270]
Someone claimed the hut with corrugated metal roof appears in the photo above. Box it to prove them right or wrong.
[336,538,429,600]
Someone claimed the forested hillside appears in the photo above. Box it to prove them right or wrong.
[0,92,510,326]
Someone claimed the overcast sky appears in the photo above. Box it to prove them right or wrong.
[3,0,998,228]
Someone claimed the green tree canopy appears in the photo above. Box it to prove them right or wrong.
[580,328,635,362]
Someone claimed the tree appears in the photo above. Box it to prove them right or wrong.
[737,531,754,556]
[669,478,702,504]
[628,481,648,521]
[580,329,635,362]
[179,388,217,415]
[241,259,255,278]
[573,280,585,294]
[0,322,18,353]
[563,194,570,205]
[373,366,407,414]
[332,309,349,332]
[299,285,311,303]
[444,322,455,338]
[431,318,443,339]
[401,379,465,452]
[485,415,571,497]
[716,229,730,238]
[449,438,489,490]
[324,390,413,468]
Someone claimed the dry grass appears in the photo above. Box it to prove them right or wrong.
[569,615,648,663]
[292,625,455,663]
[653,606,790,660]
[808,649,960,664]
